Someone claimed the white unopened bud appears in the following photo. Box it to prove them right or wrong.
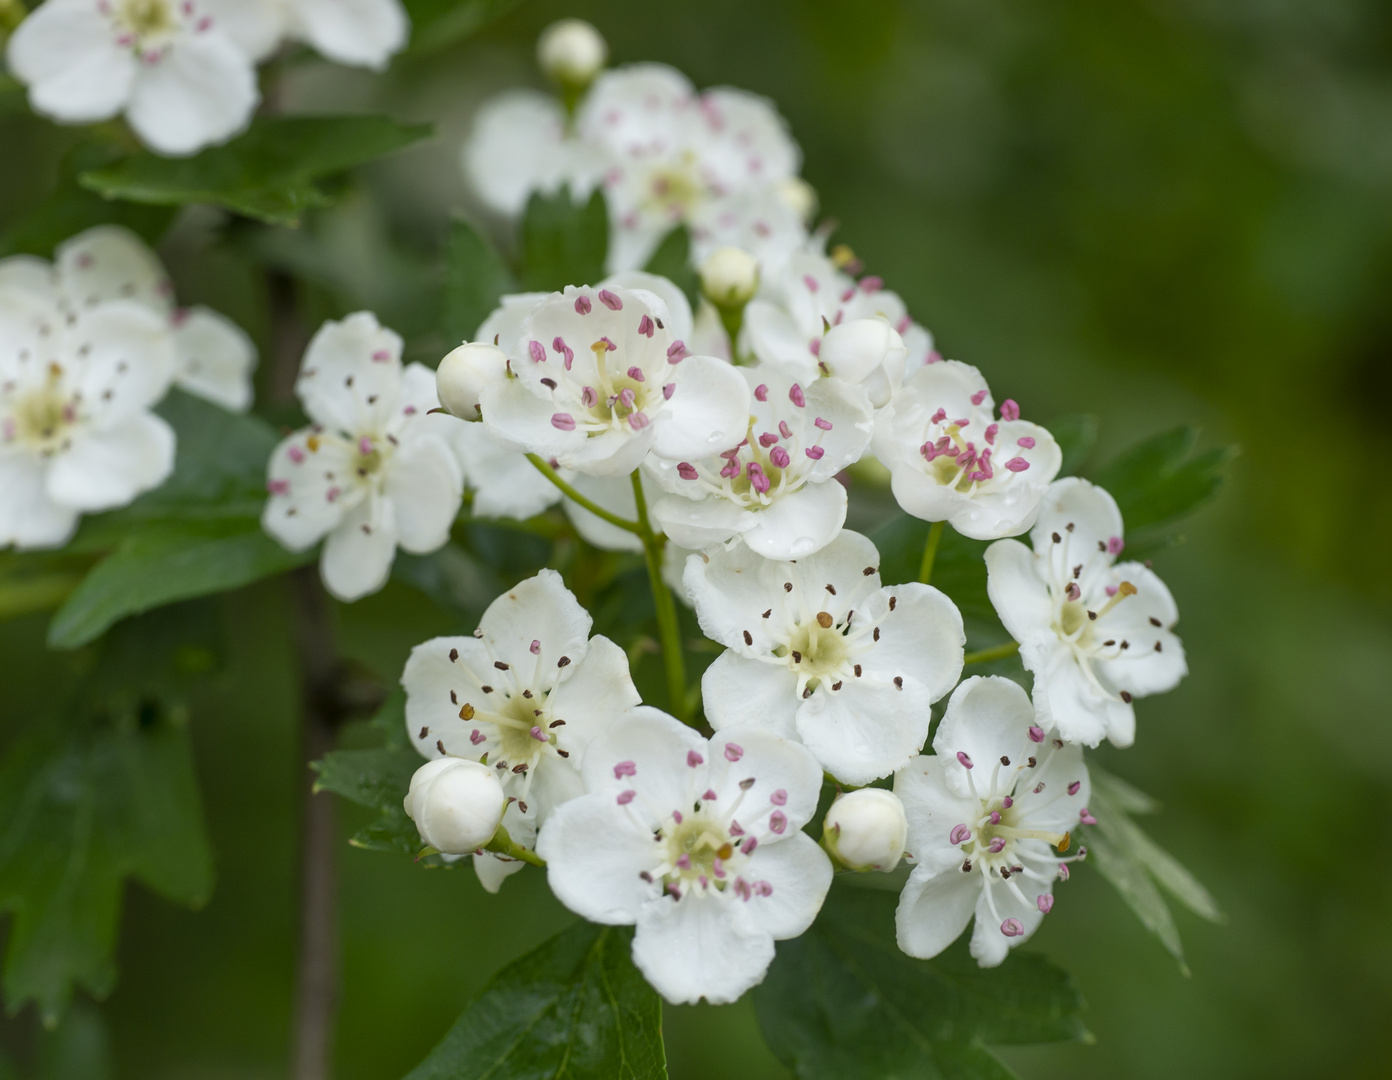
[823,788,908,872]
[700,246,760,308]
[818,317,908,408]
[537,19,608,88]
[437,341,507,420]
[404,758,506,855]
[777,177,818,224]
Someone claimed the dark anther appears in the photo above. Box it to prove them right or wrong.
[448,648,459,662]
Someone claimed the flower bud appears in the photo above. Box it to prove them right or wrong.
[818,317,907,408]
[404,758,506,855]
[436,341,507,420]
[700,246,760,308]
[823,788,908,872]
[537,19,608,90]
[777,177,818,224]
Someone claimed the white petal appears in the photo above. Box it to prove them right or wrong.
[544,635,642,764]
[893,753,982,874]
[701,651,799,741]
[561,471,648,554]
[463,92,599,219]
[1010,743,1090,836]
[740,479,847,561]
[731,832,831,940]
[743,301,817,377]
[452,422,562,521]
[631,893,774,1005]
[858,583,964,703]
[983,539,1054,645]
[1092,563,1187,696]
[296,312,404,434]
[707,725,823,833]
[478,568,593,673]
[383,435,462,554]
[560,423,654,477]
[289,0,408,70]
[198,0,286,61]
[0,256,59,302]
[320,494,397,601]
[536,794,657,924]
[0,454,78,549]
[54,225,170,316]
[7,0,134,123]
[479,377,584,461]
[650,494,753,551]
[931,676,1038,800]
[473,852,527,893]
[261,431,353,550]
[45,412,174,512]
[1029,477,1124,560]
[577,707,707,819]
[797,676,934,785]
[650,355,752,462]
[67,301,177,422]
[969,874,1047,968]
[171,307,257,410]
[602,271,694,344]
[683,535,786,650]
[126,33,258,157]
[474,291,548,356]
[895,864,980,960]
[799,376,875,481]
[1027,641,1134,748]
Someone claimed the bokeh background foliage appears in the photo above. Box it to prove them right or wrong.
[1,0,1389,1077]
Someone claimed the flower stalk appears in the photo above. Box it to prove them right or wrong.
[527,453,641,534]
[964,640,1021,665]
[631,470,690,725]
[918,520,945,585]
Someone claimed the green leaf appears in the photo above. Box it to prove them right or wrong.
[79,116,433,226]
[1084,767,1223,973]
[641,227,700,311]
[1046,413,1100,478]
[442,218,515,345]
[753,887,1088,1080]
[0,714,213,1023]
[520,187,609,292]
[404,921,666,1080]
[403,0,521,54]
[1091,425,1235,535]
[39,1001,112,1080]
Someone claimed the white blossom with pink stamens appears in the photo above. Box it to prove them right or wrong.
[401,569,641,892]
[894,676,1091,967]
[261,312,462,602]
[873,360,1062,540]
[985,478,1186,747]
[6,0,259,156]
[650,366,873,560]
[536,708,831,1004]
[685,530,964,785]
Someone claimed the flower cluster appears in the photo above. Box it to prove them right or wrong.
[5,0,408,155]
[1,225,255,548]
[379,21,1196,1003]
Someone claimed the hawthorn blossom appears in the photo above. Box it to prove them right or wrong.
[823,788,908,872]
[536,708,832,1004]
[201,0,408,70]
[6,0,258,156]
[873,361,1062,541]
[480,282,749,478]
[0,226,257,410]
[404,757,505,855]
[894,676,1091,967]
[984,478,1186,747]
[685,530,964,785]
[261,312,462,601]
[650,367,873,560]
[742,245,935,379]
[402,570,641,890]
[0,281,177,548]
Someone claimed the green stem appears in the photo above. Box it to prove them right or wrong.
[964,640,1021,665]
[526,453,641,534]
[630,470,690,724]
[485,824,546,868]
[918,520,945,584]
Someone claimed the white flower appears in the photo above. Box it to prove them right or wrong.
[401,570,642,888]
[261,312,462,601]
[817,317,907,410]
[873,361,1062,541]
[536,708,832,1005]
[650,367,873,560]
[743,245,935,379]
[823,788,908,872]
[30,225,255,410]
[536,18,607,88]
[685,530,964,784]
[200,0,408,70]
[576,64,806,272]
[0,282,177,548]
[404,757,505,855]
[436,340,507,421]
[6,0,258,156]
[984,478,1186,748]
[894,675,1091,967]
[480,282,750,478]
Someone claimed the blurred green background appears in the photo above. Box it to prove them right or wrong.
[3,0,1391,1077]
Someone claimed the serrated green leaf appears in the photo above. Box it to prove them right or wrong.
[520,187,609,292]
[0,715,213,1023]
[641,227,700,311]
[1086,832,1187,971]
[753,888,1087,1080]
[1091,425,1235,534]
[403,0,521,53]
[79,116,432,225]
[442,218,515,345]
[1046,413,1100,478]
[405,921,666,1080]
